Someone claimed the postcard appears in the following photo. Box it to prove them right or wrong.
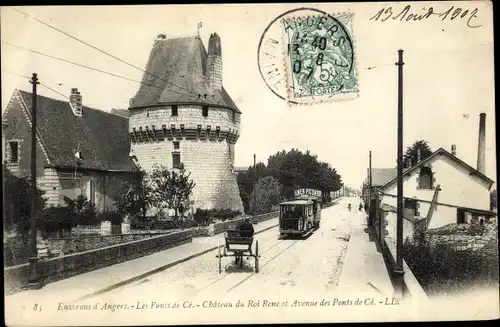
[2,2,498,325]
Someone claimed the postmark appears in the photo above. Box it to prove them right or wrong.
[257,8,358,105]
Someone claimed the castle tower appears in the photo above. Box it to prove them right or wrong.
[128,33,243,213]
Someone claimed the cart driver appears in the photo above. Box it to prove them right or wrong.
[238,218,255,238]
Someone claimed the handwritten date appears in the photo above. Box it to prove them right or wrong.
[370,5,481,28]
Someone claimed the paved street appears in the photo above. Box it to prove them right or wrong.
[89,198,368,303]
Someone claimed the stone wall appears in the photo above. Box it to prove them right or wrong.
[191,211,279,237]
[4,229,193,295]
[426,219,498,252]
[46,232,175,256]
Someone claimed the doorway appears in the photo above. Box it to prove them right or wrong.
[457,208,466,224]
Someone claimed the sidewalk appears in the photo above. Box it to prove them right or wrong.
[337,212,395,298]
[5,217,279,304]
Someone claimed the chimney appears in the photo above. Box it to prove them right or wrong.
[69,88,83,116]
[451,144,457,156]
[477,113,486,174]
[207,33,222,90]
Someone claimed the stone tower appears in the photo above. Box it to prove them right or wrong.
[128,33,244,213]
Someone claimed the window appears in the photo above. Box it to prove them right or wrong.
[202,105,209,117]
[171,105,178,116]
[9,141,19,163]
[173,141,180,150]
[418,167,433,189]
[172,152,181,169]
[232,111,236,123]
[404,198,418,216]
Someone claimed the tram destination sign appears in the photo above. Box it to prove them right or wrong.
[294,188,322,199]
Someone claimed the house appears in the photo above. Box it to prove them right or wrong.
[378,146,495,230]
[2,88,136,211]
[362,168,397,204]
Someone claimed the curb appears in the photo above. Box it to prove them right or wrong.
[74,221,279,302]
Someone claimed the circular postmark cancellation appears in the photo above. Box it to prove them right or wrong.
[257,8,358,105]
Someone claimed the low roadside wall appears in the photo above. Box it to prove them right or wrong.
[4,229,192,295]
[382,237,428,300]
[47,232,176,256]
[191,211,279,237]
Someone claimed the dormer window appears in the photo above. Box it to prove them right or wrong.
[171,105,178,116]
[202,105,209,117]
[418,167,433,189]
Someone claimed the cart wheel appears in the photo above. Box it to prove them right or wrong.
[255,240,259,273]
[218,241,222,274]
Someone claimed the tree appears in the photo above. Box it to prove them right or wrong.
[63,195,99,225]
[249,176,283,214]
[267,148,342,198]
[237,162,269,213]
[3,165,47,236]
[404,140,433,167]
[150,165,196,225]
[115,166,153,223]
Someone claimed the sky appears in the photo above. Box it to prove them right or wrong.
[1,3,496,189]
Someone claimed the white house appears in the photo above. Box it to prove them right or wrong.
[378,147,495,231]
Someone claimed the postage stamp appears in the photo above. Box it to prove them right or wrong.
[281,13,358,105]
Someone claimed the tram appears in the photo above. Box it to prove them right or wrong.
[279,188,322,238]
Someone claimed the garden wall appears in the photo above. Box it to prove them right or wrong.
[191,211,279,237]
[4,229,192,295]
[47,232,177,256]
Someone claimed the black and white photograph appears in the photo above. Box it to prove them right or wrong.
[2,2,498,325]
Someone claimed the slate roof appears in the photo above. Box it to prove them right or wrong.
[370,168,398,187]
[17,90,136,172]
[129,36,241,113]
[381,148,495,189]
[110,109,130,118]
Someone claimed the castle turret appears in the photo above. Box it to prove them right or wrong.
[206,33,222,90]
[127,33,243,213]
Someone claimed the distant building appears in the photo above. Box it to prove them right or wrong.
[127,33,244,212]
[2,88,136,211]
[233,166,249,175]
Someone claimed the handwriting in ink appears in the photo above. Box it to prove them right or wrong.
[369,5,481,28]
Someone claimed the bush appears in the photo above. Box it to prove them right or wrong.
[3,165,47,235]
[97,211,123,225]
[63,195,99,225]
[403,234,499,296]
[38,206,75,236]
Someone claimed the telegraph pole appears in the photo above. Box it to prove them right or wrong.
[368,150,372,226]
[28,73,42,288]
[395,49,405,298]
[253,153,256,214]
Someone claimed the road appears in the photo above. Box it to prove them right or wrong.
[89,198,367,304]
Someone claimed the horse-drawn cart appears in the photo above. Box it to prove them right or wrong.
[216,229,260,273]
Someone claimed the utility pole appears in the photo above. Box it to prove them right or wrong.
[395,49,405,298]
[253,153,256,214]
[28,73,42,289]
[368,150,372,226]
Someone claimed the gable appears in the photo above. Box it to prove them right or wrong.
[381,148,494,190]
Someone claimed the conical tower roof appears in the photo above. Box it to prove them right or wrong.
[129,35,240,113]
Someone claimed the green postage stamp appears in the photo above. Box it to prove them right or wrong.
[282,13,358,105]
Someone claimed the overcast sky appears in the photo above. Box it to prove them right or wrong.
[1,3,496,188]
